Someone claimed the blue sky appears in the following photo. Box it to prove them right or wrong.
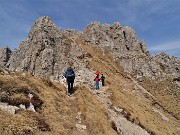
[0,0,180,57]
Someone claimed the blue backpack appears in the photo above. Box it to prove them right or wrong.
[65,68,75,79]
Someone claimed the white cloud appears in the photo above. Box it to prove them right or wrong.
[148,40,180,57]
[149,40,180,51]
[115,0,178,25]
[149,40,180,57]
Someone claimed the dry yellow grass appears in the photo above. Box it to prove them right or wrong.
[139,77,180,119]
[0,74,117,135]
[75,86,117,135]
[77,41,180,135]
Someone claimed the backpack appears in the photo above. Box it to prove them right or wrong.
[67,72,75,78]
[94,77,100,82]
[66,68,75,79]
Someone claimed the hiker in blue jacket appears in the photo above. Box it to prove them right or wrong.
[64,67,76,95]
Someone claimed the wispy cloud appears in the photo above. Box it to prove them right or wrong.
[114,0,179,30]
[149,40,180,56]
[149,40,180,51]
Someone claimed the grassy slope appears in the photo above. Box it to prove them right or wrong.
[78,41,180,135]
[0,73,117,135]
[139,77,180,120]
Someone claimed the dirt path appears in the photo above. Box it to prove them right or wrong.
[91,86,150,135]
[66,95,90,135]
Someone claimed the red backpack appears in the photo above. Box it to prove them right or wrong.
[94,77,100,82]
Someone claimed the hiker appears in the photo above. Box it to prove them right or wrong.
[100,74,105,86]
[95,70,101,76]
[64,67,76,95]
[94,75,100,90]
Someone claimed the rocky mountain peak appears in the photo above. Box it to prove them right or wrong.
[82,21,140,53]
[6,16,91,80]
[28,16,62,42]
[1,16,179,80]
[30,16,56,31]
[111,22,122,29]
[86,21,101,29]
[33,16,52,26]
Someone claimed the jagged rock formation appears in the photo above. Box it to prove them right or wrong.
[0,46,11,67]
[154,52,180,77]
[6,16,91,80]
[2,16,179,80]
[81,22,179,78]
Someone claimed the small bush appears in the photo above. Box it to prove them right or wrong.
[111,121,118,132]
[36,116,51,131]
[42,78,53,87]
[173,77,180,82]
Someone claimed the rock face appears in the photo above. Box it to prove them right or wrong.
[154,52,180,78]
[2,16,180,79]
[6,16,91,80]
[0,46,11,67]
[81,21,179,78]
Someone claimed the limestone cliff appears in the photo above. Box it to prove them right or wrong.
[81,21,179,78]
[6,16,91,80]
[4,16,179,80]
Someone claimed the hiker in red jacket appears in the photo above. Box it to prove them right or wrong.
[95,70,101,76]
[94,75,100,90]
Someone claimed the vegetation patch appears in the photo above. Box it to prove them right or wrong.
[0,81,43,111]
[173,77,180,82]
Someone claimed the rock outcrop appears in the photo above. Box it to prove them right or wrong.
[0,46,11,67]
[154,52,180,78]
[81,21,179,78]
[6,16,91,81]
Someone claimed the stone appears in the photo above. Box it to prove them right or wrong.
[152,108,169,122]
[27,102,36,112]
[28,93,33,99]
[0,102,19,114]
[0,67,9,75]
[19,104,26,109]
[75,124,87,131]
[113,106,123,113]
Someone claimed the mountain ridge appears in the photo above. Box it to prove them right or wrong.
[0,16,179,135]
[1,16,179,79]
